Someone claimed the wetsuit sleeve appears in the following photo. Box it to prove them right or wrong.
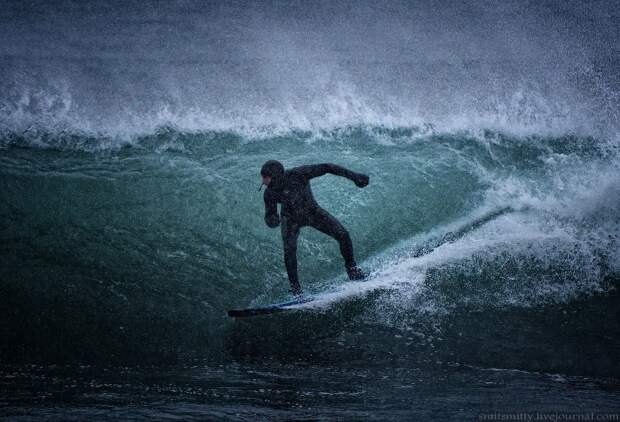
[263,189,280,228]
[295,163,359,182]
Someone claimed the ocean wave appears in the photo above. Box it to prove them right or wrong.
[1,121,618,371]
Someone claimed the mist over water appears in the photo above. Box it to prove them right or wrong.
[1,0,619,138]
[1,1,619,420]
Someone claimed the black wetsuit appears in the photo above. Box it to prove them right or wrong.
[263,164,366,290]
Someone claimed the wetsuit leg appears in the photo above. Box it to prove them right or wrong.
[281,216,301,290]
[307,208,356,270]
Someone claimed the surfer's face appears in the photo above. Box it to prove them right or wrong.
[261,175,272,186]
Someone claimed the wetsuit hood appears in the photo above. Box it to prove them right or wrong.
[261,160,284,179]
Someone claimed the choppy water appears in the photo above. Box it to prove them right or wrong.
[1,0,619,420]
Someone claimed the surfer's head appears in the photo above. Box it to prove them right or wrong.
[260,160,284,186]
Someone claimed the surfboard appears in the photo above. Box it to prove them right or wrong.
[227,295,315,318]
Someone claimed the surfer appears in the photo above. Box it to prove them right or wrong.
[259,160,369,295]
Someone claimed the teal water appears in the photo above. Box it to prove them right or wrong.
[1,127,619,419]
[2,126,618,360]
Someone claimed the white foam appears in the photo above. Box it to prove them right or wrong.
[295,184,616,315]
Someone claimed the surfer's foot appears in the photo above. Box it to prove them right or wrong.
[289,283,303,296]
[346,266,367,281]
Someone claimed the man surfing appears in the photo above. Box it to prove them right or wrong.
[260,160,369,296]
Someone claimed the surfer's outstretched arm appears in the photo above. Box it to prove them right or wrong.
[263,189,280,228]
[296,164,369,187]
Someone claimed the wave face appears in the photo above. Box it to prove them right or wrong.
[1,127,619,375]
[0,0,619,379]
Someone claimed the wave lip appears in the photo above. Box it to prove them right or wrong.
[1,123,619,154]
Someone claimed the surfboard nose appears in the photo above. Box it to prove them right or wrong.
[227,296,314,318]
